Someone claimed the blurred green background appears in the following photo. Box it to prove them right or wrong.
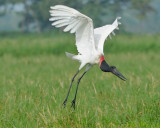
[0,0,160,34]
[0,0,160,128]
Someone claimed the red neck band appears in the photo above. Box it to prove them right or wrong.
[99,56,104,66]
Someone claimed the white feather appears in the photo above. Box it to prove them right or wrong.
[49,16,69,21]
[50,5,96,70]
[70,21,83,33]
[112,31,115,36]
[70,20,80,33]
[94,17,121,54]
[55,22,69,28]
[52,19,69,26]
[63,19,81,32]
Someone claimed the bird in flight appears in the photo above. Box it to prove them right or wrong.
[49,5,126,109]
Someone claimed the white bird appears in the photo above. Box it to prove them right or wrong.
[49,5,126,109]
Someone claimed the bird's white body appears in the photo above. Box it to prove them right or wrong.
[49,5,121,70]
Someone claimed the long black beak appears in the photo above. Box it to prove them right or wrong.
[112,68,127,81]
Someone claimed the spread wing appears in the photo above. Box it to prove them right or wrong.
[94,17,121,54]
[49,5,95,57]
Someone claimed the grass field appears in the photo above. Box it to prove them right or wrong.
[0,32,160,127]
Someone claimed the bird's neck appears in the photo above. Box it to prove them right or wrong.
[99,56,104,66]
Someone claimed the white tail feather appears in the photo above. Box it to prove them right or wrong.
[65,52,75,58]
[65,52,80,62]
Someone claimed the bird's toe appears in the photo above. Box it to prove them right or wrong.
[71,100,76,110]
[62,99,67,108]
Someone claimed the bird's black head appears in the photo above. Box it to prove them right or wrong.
[99,56,127,81]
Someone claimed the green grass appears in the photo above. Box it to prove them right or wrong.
[0,32,160,127]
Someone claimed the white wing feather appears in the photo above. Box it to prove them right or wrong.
[49,5,95,58]
[94,17,121,54]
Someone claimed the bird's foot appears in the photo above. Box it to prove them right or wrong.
[62,99,67,108]
[71,99,76,110]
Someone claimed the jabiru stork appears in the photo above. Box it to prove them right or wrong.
[49,5,126,109]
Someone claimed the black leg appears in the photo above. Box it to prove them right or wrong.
[71,71,87,110]
[62,70,79,108]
